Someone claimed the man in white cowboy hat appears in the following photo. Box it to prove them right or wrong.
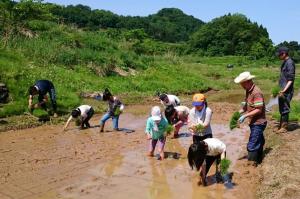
[234,71,267,166]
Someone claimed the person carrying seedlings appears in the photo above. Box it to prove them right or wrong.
[164,105,190,138]
[188,93,213,143]
[145,106,169,160]
[63,105,94,130]
[99,88,124,132]
[188,138,226,186]
[159,93,180,108]
[275,47,296,133]
[234,71,267,165]
[28,80,57,117]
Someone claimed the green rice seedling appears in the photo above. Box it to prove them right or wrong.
[165,124,174,136]
[220,158,231,175]
[271,86,280,97]
[195,124,205,134]
[32,109,49,118]
[230,111,241,130]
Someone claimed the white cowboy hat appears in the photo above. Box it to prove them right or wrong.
[234,71,256,84]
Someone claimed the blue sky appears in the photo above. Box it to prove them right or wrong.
[45,0,300,45]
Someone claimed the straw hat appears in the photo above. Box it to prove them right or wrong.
[234,71,255,84]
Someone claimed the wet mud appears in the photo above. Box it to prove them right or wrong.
[0,102,258,199]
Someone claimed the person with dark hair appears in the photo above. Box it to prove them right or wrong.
[188,138,226,186]
[28,80,57,117]
[63,105,94,130]
[98,89,124,132]
[164,105,190,138]
[276,47,296,133]
[188,93,213,143]
[159,93,180,108]
[234,71,267,165]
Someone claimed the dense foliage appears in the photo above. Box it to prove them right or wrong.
[189,14,274,58]
[276,41,300,63]
[49,5,204,42]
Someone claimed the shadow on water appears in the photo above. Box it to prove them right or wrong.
[164,152,181,160]
[223,172,236,189]
[288,122,300,131]
[90,125,135,133]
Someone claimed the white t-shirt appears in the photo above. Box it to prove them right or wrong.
[161,94,180,107]
[188,106,212,136]
[204,138,226,156]
[78,105,92,119]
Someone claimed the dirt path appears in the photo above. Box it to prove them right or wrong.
[0,102,260,199]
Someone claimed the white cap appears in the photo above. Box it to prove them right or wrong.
[234,71,256,84]
[151,106,162,121]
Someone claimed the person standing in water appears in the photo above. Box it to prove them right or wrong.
[234,71,267,165]
[276,47,296,133]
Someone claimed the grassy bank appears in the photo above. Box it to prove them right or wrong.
[0,23,298,120]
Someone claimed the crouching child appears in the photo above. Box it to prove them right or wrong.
[188,138,226,186]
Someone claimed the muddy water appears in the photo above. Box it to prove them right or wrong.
[0,104,253,199]
[59,123,248,199]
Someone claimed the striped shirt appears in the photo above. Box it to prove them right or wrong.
[244,84,266,125]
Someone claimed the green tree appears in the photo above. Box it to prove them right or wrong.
[189,13,273,57]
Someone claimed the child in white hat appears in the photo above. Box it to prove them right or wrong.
[145,106,169,160]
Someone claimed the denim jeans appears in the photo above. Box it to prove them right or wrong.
[38,88,57,112]
[248,122,266,152]
[100,112,119,129]
[248,122,267,163]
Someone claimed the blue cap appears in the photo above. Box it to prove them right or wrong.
[192,101,205,106]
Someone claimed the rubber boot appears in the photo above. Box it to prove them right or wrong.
[99,124,104,133]
[277,122,288,133]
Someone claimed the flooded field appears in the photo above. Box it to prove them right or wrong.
[0,102,257,199]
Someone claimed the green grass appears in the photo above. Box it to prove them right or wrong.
[272,101,300,122]
[1,23,298,119]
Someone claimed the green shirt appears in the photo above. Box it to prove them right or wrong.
[145,117,168,139]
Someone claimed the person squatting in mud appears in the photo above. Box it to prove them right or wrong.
[28,80,58,117]
[188,93,213,144]
[188,138,226,186]
[98,88,124,132]
[164,105,190,138]
[234,71,267,166]
[145,106,169,160]
[63,105,94,131]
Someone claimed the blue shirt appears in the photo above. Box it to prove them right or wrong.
[35,80,55,96]
[279,58,295,93]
